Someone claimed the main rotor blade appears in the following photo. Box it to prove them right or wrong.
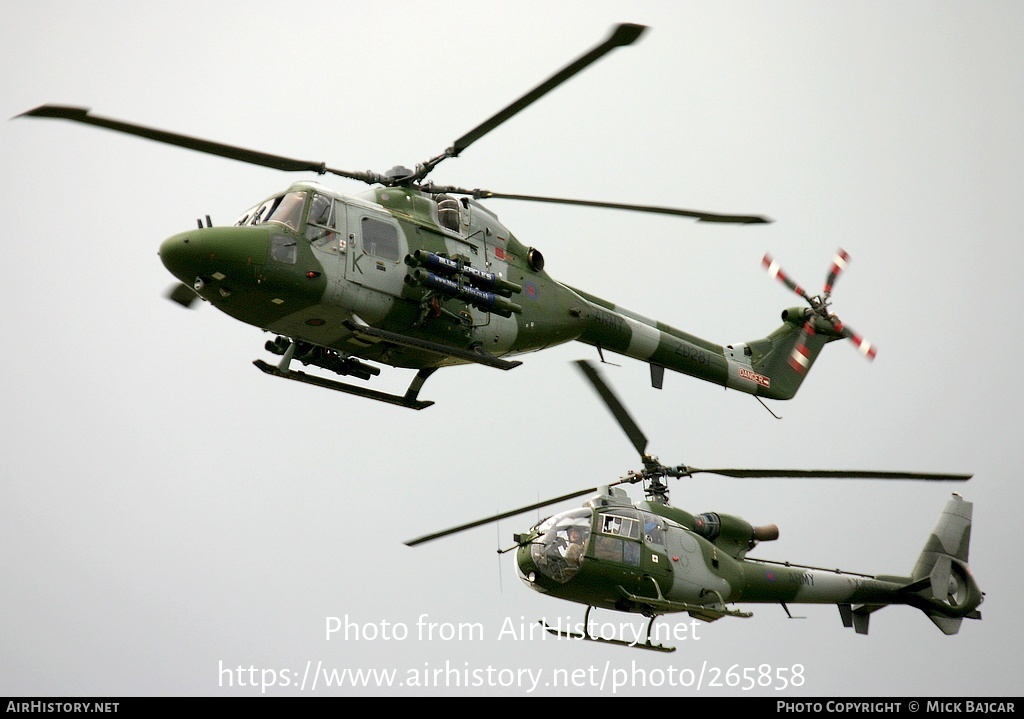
[575,360,648,458]
[448,23,646,159]
[458,190,772,224]
[687,468,972,481]
[18,105,381,183]
[405,481,629,547]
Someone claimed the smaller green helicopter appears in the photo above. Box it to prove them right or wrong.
[407,361,982,652]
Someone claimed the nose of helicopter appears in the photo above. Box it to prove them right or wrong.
[159,226,269,285]
[515,515,591,592]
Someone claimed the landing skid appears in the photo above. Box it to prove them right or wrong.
[540,607,676,653]
[253,360,436,410]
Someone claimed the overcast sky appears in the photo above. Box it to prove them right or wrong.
[2,1,1021,697]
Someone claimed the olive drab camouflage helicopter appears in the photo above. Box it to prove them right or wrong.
[19,24,875,409]
[406,361,982,652]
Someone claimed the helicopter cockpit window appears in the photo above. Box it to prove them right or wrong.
[270,234,297,264]
[235,198,274,227]
[305,194,340,252]
[264,191,306,232]
[234,191,307,232]
[641,513,666,546]
[361,216,401,262]
[530,508,592,584]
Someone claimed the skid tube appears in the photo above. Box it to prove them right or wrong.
[540,606,676,653]
[253,359,436,410]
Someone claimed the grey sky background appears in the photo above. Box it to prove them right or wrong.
[2,1,1021,697]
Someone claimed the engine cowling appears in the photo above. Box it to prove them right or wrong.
[694,512,779,557]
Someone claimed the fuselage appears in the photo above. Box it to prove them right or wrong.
[514,490,983,627]
[160,182,584,368]
[159,181,828,398]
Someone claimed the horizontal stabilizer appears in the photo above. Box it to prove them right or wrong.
[899,577,932,595]
[927,614,963,636]
[837,603,885,635]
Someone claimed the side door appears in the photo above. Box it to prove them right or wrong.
[347,209,407,298]
[305,194,350,302]
[640,512,673,587]
[306,194,346,262]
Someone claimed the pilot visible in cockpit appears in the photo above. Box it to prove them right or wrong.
[564,526,586,567]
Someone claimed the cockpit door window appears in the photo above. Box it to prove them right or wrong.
[594,509,642,566]
[306,194,344,253]
[642,513,666,546]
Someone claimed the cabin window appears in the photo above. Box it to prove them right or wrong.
[270,234,297,264]
[435,193,461,231]
[594,536,621,561]
[361,216,400,261]
[599,510,640,540]
[593,536,641,566]
[624,540,640,566]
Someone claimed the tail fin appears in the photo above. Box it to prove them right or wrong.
[836,494,983,636]
[733,308,844,400]
[908,493,984,635]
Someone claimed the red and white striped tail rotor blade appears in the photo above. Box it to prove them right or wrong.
[841,326,877,361]
[762,253,811,302]
[787,321,816,374]
[824,248,850,296]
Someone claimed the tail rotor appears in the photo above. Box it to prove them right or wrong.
[762,248,876,371]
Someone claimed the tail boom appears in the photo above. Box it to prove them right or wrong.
[569,283,842,400]
[733,495,982,636]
